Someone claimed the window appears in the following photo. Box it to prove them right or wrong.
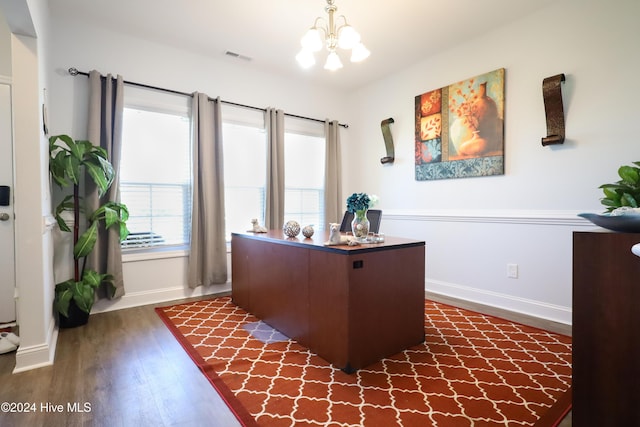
[120,89,191,250]
[222,109,326,238]
[119,95,327,249]
[284,131,325,229]
[222,120,267,240]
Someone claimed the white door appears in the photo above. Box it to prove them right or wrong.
[0,82,16,324]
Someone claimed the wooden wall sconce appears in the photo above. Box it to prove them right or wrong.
[380,118,395,164]
[542,73,566,146]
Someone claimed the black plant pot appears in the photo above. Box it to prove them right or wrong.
[58,300,90,328]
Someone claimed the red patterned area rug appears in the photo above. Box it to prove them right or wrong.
[156,297,572,427]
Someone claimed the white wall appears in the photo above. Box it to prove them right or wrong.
[47,13,353,138]
[46,10,352,312]
[1,0,57,372]
[45,0,640,326]
[346,0,640,323]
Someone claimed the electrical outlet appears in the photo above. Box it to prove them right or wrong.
[507,263,518,279]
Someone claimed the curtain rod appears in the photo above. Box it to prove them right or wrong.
[68,68,348,128]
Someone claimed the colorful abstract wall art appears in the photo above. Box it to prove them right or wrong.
[415,68,505,180]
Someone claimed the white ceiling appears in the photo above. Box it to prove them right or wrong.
[49,0,556,91]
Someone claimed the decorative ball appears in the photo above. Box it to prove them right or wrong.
[302,225,314,238]
[283,220,301,237]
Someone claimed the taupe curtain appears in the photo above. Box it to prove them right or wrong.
[86,70,125,298]
[324,120,343,225]
[187,93,227,288]
[264,108,285,230]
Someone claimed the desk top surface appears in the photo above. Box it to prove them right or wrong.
[232,230,424,254]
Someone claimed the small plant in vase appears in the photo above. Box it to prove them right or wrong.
[49,134,129,327]
[346,192,378,240]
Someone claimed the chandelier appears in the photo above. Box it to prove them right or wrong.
[296,0,370,71]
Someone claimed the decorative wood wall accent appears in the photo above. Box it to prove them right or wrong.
[542,73,566,146]
[380,117,395,164]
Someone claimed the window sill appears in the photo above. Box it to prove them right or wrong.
[122,243,232,263]
[122,246,189,263]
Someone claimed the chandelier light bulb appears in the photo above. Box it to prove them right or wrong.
[337,25,360,50]
[350,42,370,63]
[301,28,323,52]
[296,49,316,69]
[324,51,343,71]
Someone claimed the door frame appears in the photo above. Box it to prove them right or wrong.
[0,77,17,326]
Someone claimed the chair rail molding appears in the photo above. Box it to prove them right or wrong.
[383,209,596,227]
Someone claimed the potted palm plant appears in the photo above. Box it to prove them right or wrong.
[49,134,129,328]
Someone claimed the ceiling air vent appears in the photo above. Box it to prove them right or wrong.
[224,51,252,61]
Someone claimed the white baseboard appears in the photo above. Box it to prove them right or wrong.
[13,317,57,373]
[91,282,232,314]
[426,279,572,325]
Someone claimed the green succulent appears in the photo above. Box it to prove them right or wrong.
[599,161,640,212]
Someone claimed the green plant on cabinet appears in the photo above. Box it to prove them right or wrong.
[599,161,640,211]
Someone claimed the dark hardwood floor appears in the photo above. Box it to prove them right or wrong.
[0,293,571,427]
[0,296,241,427]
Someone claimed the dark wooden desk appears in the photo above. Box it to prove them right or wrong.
[231,230,426,372]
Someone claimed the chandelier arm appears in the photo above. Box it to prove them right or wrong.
[312,17,326,31]
[315,21,328,39]
[335,15,349,31]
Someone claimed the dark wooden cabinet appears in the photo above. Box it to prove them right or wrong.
[231,230,426,372]
[572,231,640,426]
